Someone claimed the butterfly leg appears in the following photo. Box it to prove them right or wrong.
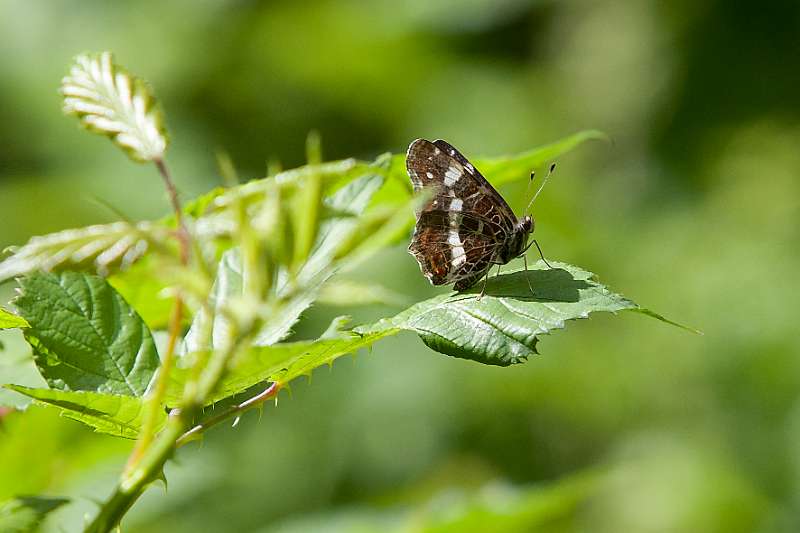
[532,239,553,269]
[476,268,492,301]
[523,255,535,296]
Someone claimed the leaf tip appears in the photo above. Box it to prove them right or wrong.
[60,50,168,163]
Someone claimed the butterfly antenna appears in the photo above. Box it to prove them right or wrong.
[523,171,535,214]
[525,163,556,214]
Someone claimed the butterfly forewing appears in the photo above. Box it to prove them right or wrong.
[406,138,520,289]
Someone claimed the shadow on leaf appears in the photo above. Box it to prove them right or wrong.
[457,268,591,303]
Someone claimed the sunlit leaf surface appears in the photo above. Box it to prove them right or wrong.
[0,308,27,330]
[61,51,168,162]
[14,272,160,396]
[361,261,685,366]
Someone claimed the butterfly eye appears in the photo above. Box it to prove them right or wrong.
[521,216,533,233]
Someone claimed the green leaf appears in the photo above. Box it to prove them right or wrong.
[182,249,242,353]
[296,173,386,285]
[269,330,394,386]
[474,130,608,186]
[193,159,377,240]
[0,495,69,533]
[61,51,168,162]
[170,326,396,405]
[175,260,683,404]
[14,272,160,396]
[257,172,387,343]
[0,309,28,330]
[359,261,683,366]
[0,221,167,283]
[376,130,605,209]
[332,193,423,272]
[290,132,324,271]
[184,171,388,352]
[108,257,176,331]
[3,385,159,439]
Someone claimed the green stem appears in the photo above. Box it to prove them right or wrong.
[124,298,183,473]
[124,158,192,474]
[84,329,251,533]
[154,157,190,264]
[176,382,281,447]
[84,415,186,533]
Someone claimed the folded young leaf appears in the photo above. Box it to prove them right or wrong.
[0,495,69,533]
[61,51,168,162]
[0,221,167,283]
[182,248,243,353]
[193,159,379,240]
[14,272,160,396]
[184,172,388,352]
[359,261,686,366]
[295,173,386,285]
[3,385,160,439]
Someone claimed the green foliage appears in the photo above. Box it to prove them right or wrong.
[0,51,689,533]
[4,385,159,440]
[0,221,167,283]
[473,130,609,187]
[169,327,394,406]
[108,258,175,330]
[361,261,677,366]
[14,271,159,396]
[2,4,797,532]
[0,132,675,427]
[61,52,168,163]
[372,130,605,209]
[0,496,69,533]
[0,308,28,329]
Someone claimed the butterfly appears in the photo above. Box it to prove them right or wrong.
[406,138,551,297]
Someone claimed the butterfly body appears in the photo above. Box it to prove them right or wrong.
[406,138,534,291]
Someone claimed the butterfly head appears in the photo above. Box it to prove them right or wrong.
[520,215,533,234]
[498,216,534,263]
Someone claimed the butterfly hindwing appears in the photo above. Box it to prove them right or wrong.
[406,138,520,288]
[409,209,501,285]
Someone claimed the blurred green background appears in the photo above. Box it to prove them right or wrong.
[1,1,799,531]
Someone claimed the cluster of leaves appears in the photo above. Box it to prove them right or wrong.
[0,52,684,531]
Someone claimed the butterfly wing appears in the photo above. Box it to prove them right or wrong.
[406,138,518,289]
[410,209,504,288]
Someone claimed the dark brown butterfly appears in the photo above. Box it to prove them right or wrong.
[406,138,550,296]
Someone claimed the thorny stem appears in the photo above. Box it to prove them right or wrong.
[86,330,254,533]
[176,382,282,447]
[124,300,183,473]
[87,155,287,532]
